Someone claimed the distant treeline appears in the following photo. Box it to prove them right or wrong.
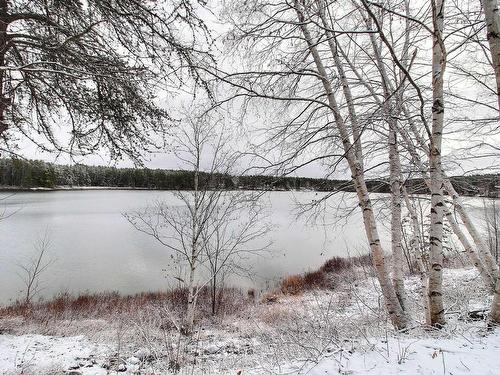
[0,158,498,197]
[0,158,348,191]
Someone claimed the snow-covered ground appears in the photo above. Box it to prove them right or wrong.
[1,328,498,374]
[0,267,496,374]
[296,330,499,374]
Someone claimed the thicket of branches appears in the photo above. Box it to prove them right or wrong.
[209,0,500,328]
[0,0,213,160]
[1,0,500,332]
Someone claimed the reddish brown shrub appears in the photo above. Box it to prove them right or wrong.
[321,257,351,273]
[303,270,328,288]
[280,275,305,295]
[320,254,373,274]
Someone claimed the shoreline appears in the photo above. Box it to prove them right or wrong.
[0,266,493,375]
[0,185,493,198]
[0,186,161,192]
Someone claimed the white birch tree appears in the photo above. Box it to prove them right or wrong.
[125,109,269,333]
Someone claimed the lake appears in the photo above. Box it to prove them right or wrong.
[0,190,489,304]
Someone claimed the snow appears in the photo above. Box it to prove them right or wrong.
[0,267,497,374]
[302,329,499,374]
[0,334,109,374]
[1,329,498,374]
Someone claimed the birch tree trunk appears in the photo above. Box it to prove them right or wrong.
[0,0,8,137]
[341,30,495,288]
[427,0,446,327]
[399,131,495,288]
[184,141,201,334]
[402,109,499,279]
[365,14,409,313]
[294,0,408,330]
[402,188,425,273]
[444,208,496,286]
[342,6,496,288]
[403,187,430,322]
[480,0,500,112]
[316,0,363,168]
[442,180,499,279]
[184,256,198,334]
[490,276,500,325]
[389,128,407,311]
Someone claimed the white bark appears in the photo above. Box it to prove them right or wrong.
[402,187,429,322]
[389,128,407,311]
[398,131,495,289]
[444,208,495,287]
[480,0,500,325]
[365,14,408,313]
[402,107,499,280]
[184,256,198,334]
[490,276,500,325]
[481,0,500,113]
[316,0,363,168]
[338,10,496,286]
[427,0,446,327]
[443,180,499,279]
[294,0,408,329]
[402,187,425,273]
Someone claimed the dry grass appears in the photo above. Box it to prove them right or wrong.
[0,254,374,334]
[321,254,372,273]
[279,254,373,296]
[280,275,306,295]
[0,286,249,324]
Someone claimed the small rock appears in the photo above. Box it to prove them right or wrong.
[127,356,140,365]
[134,348,152,360]
[204,344,220,354]
[117,363,127,372]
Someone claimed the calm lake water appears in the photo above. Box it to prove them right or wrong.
[0,190,488,304]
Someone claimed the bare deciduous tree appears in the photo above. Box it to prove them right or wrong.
[17,230,53,305]
[126,108,270,333]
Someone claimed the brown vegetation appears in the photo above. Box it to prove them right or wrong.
[279,254,373,296]
[0,286,248,323]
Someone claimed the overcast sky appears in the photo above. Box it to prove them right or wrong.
[10,0,500,179]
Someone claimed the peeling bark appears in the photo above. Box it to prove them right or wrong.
[294,0,407,330]
[490,276,500,325]
[403,188,430,322]
[427,0,446,328]
[480,0,500,113]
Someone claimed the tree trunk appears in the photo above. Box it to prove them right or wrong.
[427,0,446,328]
[184,146,201,334]
[443,179,499,279]
[444,207,496,287]
[364,13,408,313]
[389,128,407,311]
[211,271,217,316]
[316,0,363,168]
[184,257,197,335]
[400,134,495,289]
[340,1,495,291]
[403,188,430,322]
[401,108,499,279]
[490,275,500,325]
[0,0,9,138]
[481,0,500,113]
[294,0,408,330]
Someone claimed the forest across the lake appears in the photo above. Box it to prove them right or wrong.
[0,158,498,197]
